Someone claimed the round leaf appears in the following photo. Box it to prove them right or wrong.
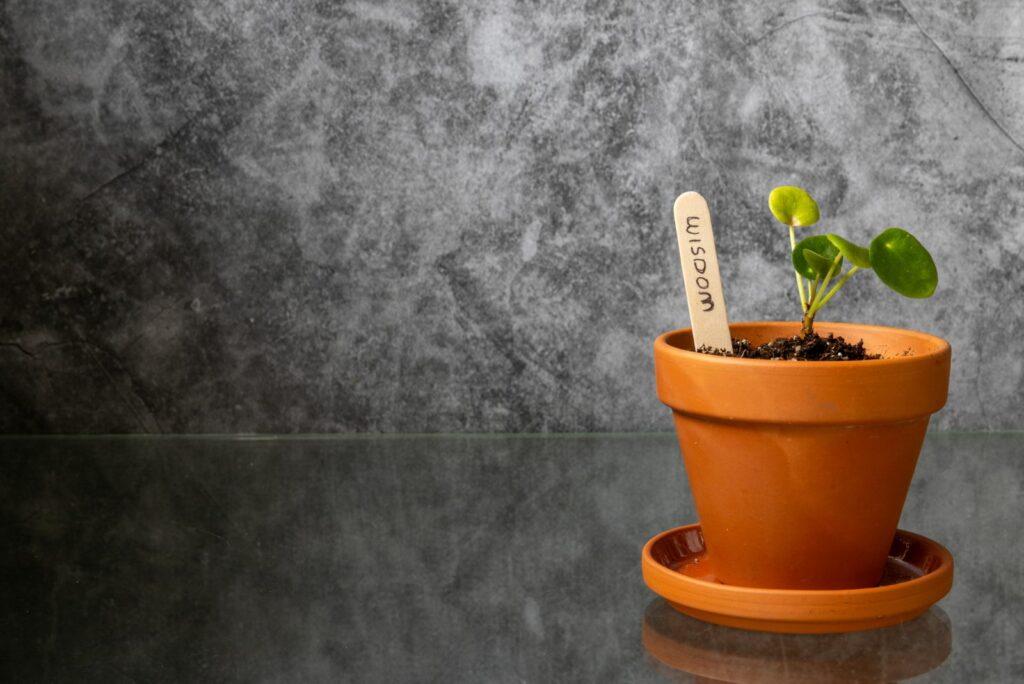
[792,235,842,279]
[803,249,835,275]
[769,186,820,228]
[869,228,938,298]
[826,234,872,269]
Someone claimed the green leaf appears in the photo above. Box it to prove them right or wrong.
[826,234,872,268]
[792,235,842,279]
[869,228,938,298]
[803,249,835,275]
[769,186,820,228]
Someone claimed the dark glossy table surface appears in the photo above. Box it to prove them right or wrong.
[2,433,1022,683]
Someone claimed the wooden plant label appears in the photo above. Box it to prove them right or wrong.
[672,192,732,351]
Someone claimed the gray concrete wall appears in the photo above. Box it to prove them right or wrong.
[1,1,1022,432]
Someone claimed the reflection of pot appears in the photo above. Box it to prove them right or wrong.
[642,598,952,683]
[654,321,951,590]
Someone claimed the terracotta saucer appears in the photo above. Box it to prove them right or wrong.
[642,523,954,634]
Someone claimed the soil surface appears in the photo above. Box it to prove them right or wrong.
[697,333,880,361]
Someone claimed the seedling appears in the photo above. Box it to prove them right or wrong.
[769,186,938,337]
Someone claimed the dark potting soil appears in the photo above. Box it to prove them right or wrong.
[697,333,881,361]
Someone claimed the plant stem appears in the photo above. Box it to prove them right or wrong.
[800,312,815,337]
[789,225,807,311]
[808,276,822,306]
[809,266,860,316]
[798,274,823,333]
[811,254,843,310]
[801,255,843,337]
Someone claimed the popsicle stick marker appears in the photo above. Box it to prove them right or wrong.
[673,192,732,351]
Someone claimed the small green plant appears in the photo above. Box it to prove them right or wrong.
[769,186,938,337]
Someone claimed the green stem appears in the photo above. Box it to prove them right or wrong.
[809,266,860,316]
[809,254,843,312]
[808,276,822,306]
[801,255,842,337]
[789,225,807,311]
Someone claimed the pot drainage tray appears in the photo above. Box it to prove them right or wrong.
[641,523,953,634]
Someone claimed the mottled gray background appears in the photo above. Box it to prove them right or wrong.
[1,0,1022,433]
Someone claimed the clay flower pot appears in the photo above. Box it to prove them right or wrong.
[654,321,951,590]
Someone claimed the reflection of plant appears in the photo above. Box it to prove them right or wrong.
[769,186,939,337]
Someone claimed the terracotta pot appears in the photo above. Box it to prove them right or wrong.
[654,321,951,590]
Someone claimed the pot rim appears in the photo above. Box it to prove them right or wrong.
[653,321,951,422]
[655,320,950,369]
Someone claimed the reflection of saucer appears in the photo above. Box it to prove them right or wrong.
[642,524,954,633]
[643,597,954,684]
[642,598,952,683]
